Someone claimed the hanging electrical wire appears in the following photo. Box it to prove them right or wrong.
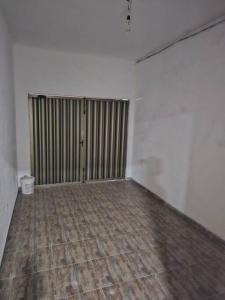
[125,0,132,32]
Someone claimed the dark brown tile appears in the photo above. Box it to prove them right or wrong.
[0,252,14,279]
[13,233,34,252]
[140,276,167,299]
[11,275,33,300]
[157,272,192,300]
[141,248,178,273]
[0,279,11,299]
[0,251,34,279]
[208,293,225,300]
[184,262,225,298]
[33,270,55,299]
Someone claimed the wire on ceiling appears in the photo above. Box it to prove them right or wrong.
[136,14,225,64]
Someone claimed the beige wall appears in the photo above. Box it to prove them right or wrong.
[133,22,225,240]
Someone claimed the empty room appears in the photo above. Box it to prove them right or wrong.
[1,0,225,299]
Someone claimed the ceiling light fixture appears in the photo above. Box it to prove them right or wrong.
[125,0,132,32]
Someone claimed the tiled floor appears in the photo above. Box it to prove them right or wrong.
[1,180,225,299]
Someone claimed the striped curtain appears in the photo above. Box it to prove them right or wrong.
[29,96,129,185]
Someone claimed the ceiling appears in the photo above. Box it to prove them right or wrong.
[1,0,225,60]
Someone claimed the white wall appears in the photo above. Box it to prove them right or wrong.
[133,22,225,240]
[0,8,17,263]
[14,45,135,182]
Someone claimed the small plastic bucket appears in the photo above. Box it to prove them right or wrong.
[20,176,35,195]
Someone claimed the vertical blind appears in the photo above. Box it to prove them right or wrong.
[29,95,129,185]
[85,99,129,181]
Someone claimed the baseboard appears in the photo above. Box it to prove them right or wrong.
[29,178,129,189]
[0,190,18,266]
[130,178,225,248]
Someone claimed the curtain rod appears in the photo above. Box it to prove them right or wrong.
[28,93,129,101]
[136,13,225,64]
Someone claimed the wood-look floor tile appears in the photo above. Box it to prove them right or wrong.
[140,276,167,299]
[0,252,14,279]
[4,235,18,253]
[113,235,134,254]
[35,227,51,249]
[0,279,11,299]
[208,293,225,300]
[107,254,134,282]
[68,289,105,300]
[0,251,34,279]
[119,279,149,300]
[156,272,192,300]
[52,244,73,268]
[97,237,119,257]
[185,263,225,298]
[83,239,105,260]
[33,270,55,299]
[92,258,115,288]
[78,224,94,240]
[49,228,67,245]
[2,181,225,299]
[126,233,153,251]
[73,213,86,224]
[141,248,178,273]
[54,265,79,299]
[69,241,89,264]
[10,275,33,300]
[79,289,105,300]
[14,234,34,252]
[65,227,81,243]
[75,261,97,293]
[202,259,225,282]
[126,252,156,278]
[35,246,53,272]
[89,222,110,237]
[102,284,123,300]
[14,251,35,277]
[103,279,150,300]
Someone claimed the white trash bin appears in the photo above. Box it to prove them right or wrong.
[20,176,35,195]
